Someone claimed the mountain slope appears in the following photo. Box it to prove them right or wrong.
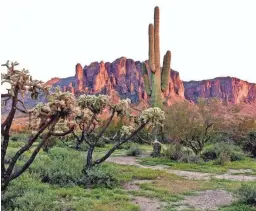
[46,57,255,104]
[184,77,256,103]
[47,57,185,105]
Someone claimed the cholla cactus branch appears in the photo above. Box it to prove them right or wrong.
[1,61,75,191]
[72,94,165,171]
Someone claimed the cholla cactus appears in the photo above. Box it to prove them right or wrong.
[47,87,75,117]
[1,61,75,191]
[74,108,94,125]
[78,94,110,114]
[1,60,49,100]
[72,94,165,171]
[112,98,131,116]
[30,87,76,132]
[138,107,165,127]
[120,125,134,137]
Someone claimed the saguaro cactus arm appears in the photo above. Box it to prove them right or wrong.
[148,24,155,73]
[142,62,151,96]
[154,6,160,72]
[161,50,171,92]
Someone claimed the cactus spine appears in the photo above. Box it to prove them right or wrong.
[143,6,171,108]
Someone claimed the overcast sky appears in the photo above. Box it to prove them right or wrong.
[1,0,256,86]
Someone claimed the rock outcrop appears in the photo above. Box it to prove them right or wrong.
[46,58,255,105]
[50,57,184,104]
[184,77,256,104]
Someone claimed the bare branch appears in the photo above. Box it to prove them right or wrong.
[5,117,56,177]
[85,113,96,132]
[88,122,96,134]
[1,93,11,98]
[9,132,51,181]
[15,107,29,114]
[93,122,148,166]
[96,109,115,139]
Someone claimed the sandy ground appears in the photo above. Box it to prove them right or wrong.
[107,156,256,181]
[176,190,234,210]
[133,197,163,211]
[107,156,255,211]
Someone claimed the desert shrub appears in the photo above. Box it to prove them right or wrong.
[79,142,90,151]
[202,142,245,162]
[163,143,202,163]
[163,143,183,160]
[164,100,220,155]
[219,204,256,211]
[242,132,256,157]
[201,146,217,161]
[79,166,117,188]
[30,147,84,186]
[8,141,25,148]
[210,132,234,144]
[126,144,142,156]
[215,151,231,165]
[117,142,134,150]
[5,147,32,165]
[95,139,106,148]
[2,174,59,211]
[236,184,256,205]
[178,153,202,164]
[10,133,29,142]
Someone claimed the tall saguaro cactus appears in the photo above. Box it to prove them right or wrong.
[142,6,171,108]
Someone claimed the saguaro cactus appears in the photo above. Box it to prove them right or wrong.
[142,6,171,108]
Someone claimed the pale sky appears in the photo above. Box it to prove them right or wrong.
[1,0,256,87]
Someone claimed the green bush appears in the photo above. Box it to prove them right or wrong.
[202,142,245,162]
[2,174,59,211]
[178,152,202,164]
[163,143,183,160]
[79,166,117,188]
[10,133,29,142]
[79,142,90,151]
[242,132,256,157]
[163,143,200,163]
[95,139,106,147]
[126,144,142,156]
[219,203,256,211]
[8,141,25,148]
[117,142,134,150]
[215,151,231,165]
[236,184,256,205]
[30,147,84,186]
[201,146,217,161]
[237,184,256,205]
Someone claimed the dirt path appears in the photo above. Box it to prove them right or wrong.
[122,179,165,210]
[107,156,256,181]
[174,190,234,210]
[107,156,254,210]
[133,197,163,211]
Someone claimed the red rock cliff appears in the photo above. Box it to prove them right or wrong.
[49,57,184,103]
[184,77,256,103]
[46,58,255,105]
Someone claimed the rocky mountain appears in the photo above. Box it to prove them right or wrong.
[46,57,255,105]
[46,57,185,105]
[184,77,256,104]
[2,57,254,117]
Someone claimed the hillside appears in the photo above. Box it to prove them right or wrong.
[45,57,256,105]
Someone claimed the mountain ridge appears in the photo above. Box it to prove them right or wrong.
[45,57,255,105]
